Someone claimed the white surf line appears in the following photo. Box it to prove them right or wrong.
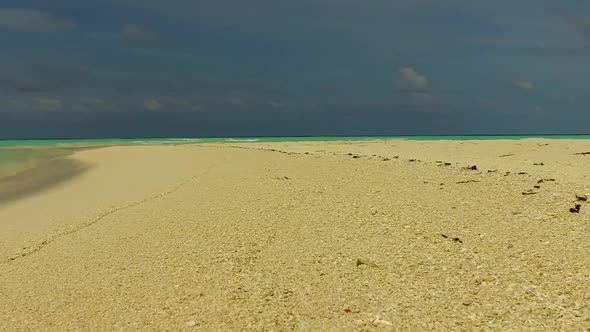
[1,164,215,265]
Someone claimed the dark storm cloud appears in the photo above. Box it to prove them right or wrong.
[583,18,590,39]
[0,8,75,31]
[0,63,97,92]
[119,24,155,41]
[1,0,590,138]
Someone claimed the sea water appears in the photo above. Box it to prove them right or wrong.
[2,134,590,148]
[0,147,76,180]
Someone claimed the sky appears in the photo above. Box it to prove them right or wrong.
[0,0,589,138]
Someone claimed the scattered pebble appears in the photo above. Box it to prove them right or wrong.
[534,185,540,189]
[186,320,197,327]
[372,316,393,326]
[576,195,588,202]
[466,165,478,170]
[533,163,545,166]
[574,152,590,155]
[500,153,515,157]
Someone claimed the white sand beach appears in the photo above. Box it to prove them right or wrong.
[1,139,589,331]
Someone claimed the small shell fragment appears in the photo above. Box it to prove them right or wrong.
[356,258,378,268]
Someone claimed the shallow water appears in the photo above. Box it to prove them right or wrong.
[0,148,77,179]
[1,134,590,148]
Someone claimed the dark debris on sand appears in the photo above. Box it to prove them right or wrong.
[441,234,463,244]
[570,204,582,213]
[457,180,479,184]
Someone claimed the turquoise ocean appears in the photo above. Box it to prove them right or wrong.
[3,134,590,148]
[1,135,590,179]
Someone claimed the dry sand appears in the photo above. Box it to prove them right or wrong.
[1,139,589,331]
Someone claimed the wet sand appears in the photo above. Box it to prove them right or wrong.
[1,140,589,331]
[0,158,89,206]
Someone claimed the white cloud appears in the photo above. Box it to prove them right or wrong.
[267,100,285,108]
[398,66,428,92]
[37,98,63,111]
[120,24,154,41]
[512,80,535,92]
[143,99,161,111]
[0,8,75,31]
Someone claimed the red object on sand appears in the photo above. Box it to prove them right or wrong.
[344,309,352,314]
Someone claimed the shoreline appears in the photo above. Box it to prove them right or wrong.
[1,135,590,148]
[0,157,90,207]
[0,145,111,205]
